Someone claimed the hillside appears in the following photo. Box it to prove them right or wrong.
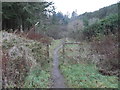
[78,3,118,20]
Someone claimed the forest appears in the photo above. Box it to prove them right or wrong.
[1,0,119,88]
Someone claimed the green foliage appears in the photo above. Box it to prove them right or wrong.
[83,14,118,39]
[49,39,62,57]
[51,12,69,25]
[2,2,54,31]
[24,66,51,88]
[60,63,118,88]
[79,3,118,20]
[83,18,89,27]
[23,39,52,88]
[29,42,45,64]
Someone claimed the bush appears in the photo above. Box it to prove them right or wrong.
[83,14,118,39]
[2,31,51,88]
[91,34,119,76]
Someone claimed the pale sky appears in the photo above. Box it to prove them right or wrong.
[48,0,119,16]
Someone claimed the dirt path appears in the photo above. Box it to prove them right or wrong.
[52,40,66,88]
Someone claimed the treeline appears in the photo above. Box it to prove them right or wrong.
[79,3,118,20]
[51,12,69,25]
[2,2,70,39]
[2,2,54,31]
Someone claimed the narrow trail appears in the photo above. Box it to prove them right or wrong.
[52,40,66,88]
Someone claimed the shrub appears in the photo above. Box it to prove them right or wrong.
[83,14,118,39]
[91,34,119,76]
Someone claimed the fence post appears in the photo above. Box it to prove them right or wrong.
[63,43,65,58]
[46,44,49,58]
[79,43,81,52]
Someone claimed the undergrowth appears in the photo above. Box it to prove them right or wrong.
[2,31,52,88]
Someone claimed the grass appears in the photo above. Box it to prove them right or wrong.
[60,62,118,88]
[22,41,52,88]
[59,39,118,88]
[49,39,63,58]
[23,40,54,88]
[24,66,51,88]
[59,39,91,65]
[23,39,63,88]
[64,44,80,57]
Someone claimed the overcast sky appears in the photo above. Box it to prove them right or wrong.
[48,0,118,16]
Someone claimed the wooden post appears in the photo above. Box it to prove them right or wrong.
[79,44,81,52]
[47,44,49,58]
[63,44,65,58]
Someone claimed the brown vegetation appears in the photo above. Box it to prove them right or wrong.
[2,31,48,88]
[13,28,52,45]
[91,34,119,76]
